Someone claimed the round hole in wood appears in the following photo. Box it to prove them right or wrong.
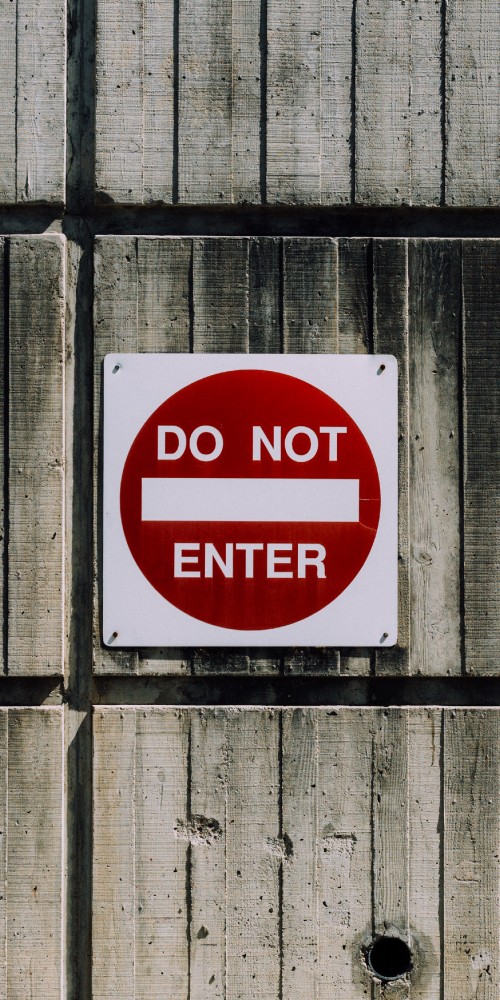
[367,936,412,981]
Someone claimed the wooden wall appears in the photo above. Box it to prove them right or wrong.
[0,0,498,997]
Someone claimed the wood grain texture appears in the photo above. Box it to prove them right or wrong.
[267,0,351,205]
[95,0,174,203]
[16,0,66,202]
[372,239,410,675]
[3,708,63,999]
[178,0,260,204]
[0,241,4,674]
[89,708,500,996]
[462,241,500,675]
[93,237,192,675]
[0,0,65,203]
[444,709,500,999]
[8,236,65,676]
[408,240,461,676]
[446,1,500,205]
[355,0,441,206]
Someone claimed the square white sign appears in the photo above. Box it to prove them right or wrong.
[103,354,398,647]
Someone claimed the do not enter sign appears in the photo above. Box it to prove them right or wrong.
[104,355,397,647]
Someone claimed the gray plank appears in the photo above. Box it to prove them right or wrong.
[267,0,351,205]
[94,708,190,999]
[6,708,63,999]
[8,236,65,676]
[0,1,16,201]
[15,0,66,202]
[408,240,461,676]
[444,709,500,998]
[355,0,441,205]
[95,0,174,203]
[372,239,410,675]
[0,241,4,673]
[282,237,339,674]
[178,0,260,204]
[462,241,500,675]
[446,1,500,206]
[94,237,193,675]
[337,238,372,676]
[0,711,6,999]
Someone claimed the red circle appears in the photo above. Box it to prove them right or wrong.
[120,370,380,630]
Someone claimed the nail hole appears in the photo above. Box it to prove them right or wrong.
[377,364,386,375]
[380,632,389,643]
[112,364,121,374]
[107,631,119,644]
[367,936,412,981]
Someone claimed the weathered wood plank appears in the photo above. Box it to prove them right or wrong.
[372,239,409,674]
[8,236,65,676]
[267,0,351,205]
[462,241,500,675]
[444,709,500,998]
[248,237,281,354]
[94,238,140,674]
[282,238,339,675]
[372,710,409,951]
[6,708,63,999]
[408,240,461,675]
[408,708,441,999]
[0,241,4,674]
[355,0,441,205]
[225,709,280,999]
[0,2,16,201]
[96,0,174,203]
[135,709,189,999]
[282,709,373,997]
[189,710,228,1000]
[94,708,190,998]
[0,711,6,999]
[337,238,372,676]
[12,0,66,202]
[93,709,137,1000]
[94,238,193,675]
[178,0,260,204]
[446,1,500,206]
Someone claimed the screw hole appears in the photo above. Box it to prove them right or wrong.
[377,363,386,375]
[367,936,412,981]
[112,364,121,374]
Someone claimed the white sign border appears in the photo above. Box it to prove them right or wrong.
[103,353,398,647]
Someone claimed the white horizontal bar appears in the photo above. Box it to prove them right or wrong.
[141,478,359,522]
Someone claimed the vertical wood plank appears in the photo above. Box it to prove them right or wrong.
[8,236,65,676]
[372,239,409,674]
[0,1,16,201]
[96,0,174,203]
[408,241,461,676]
[6,708,63,999]
[462,241,500,675]
[190,710,228,1000]
[178,0,260,204]
[248,238,281,354]
[356,1,441,205]
[446,1,500,206]
[407,708,441,999]
[337,238,372,676]
[94,238,140,674]
[371,709,410,1000]
[283,238,339,675]
[0,711,6,1000]
[135,709,189,999]
[0,241,4,674]
[15,0,66,202]
[94,238,194,675]
[444,709,500,999]
[282,709,373,998]
[225,709,280,999]
[267,1,351,205]
[93,709,136,1000]
[95,0,143,201]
